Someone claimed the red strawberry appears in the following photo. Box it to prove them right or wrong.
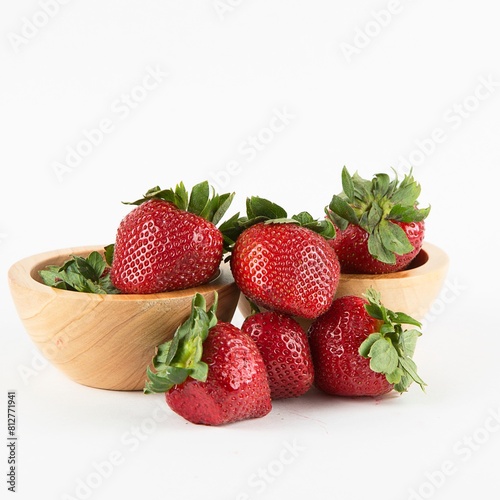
[241,311,314,399]
[110,182,234,293]
[145,293,272,426]
[326,167,430,274]
[224,197,340,319]
[308,288,426,397]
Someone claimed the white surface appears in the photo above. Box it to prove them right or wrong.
[1,2,499,499]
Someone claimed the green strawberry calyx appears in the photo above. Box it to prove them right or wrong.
[220,196,336,253]
[144,292,218,394]
[358,288,426,393]
[38,248,119,294]
[326,166,431,264]
[124,180,235,227]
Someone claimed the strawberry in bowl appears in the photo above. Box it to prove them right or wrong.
[110,181,234,293]
[326,167,430,274]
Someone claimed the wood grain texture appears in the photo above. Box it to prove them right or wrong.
[238,242,449,330]
[335,242,449,319]
[8,246,240,391]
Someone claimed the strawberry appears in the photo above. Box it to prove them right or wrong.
[223,197,340,319]
[308,288,426,397]
[39,249,118,294]
[241,310,314,399]
[110,182,234,293]
[144,293,272,426]
[326,167,430,274]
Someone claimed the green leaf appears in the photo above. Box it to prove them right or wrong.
[373,173,391,198]
[87,251,106,279]
[39,266,64,287]
[71,255,98,281]
[363,287,383,307]
[388,204,430,223]
[165,366,191,385]
[360,287,426,392]
[365,202,383,232]
[290,212,336,239]
[367,230,396,264]
[398,357,426,392]
[123,186,174,206]
[328,195,360,225]
[351,172,373,199]
[219,212,243,253]
[246,197,288,220]
[391,312,421,328]
[212,192,235,226]
[144,367,174,394]
[400,329,421,359]
[292,211,314,225]
[174,182,189,210]
[155,339,174,367]
[364,304,384,321]
[314,219,336,239]
[414,205,431,221]
[123,181,232,225]
[389,176,421,206]
[39,252,118,294]
[378,220,414,256]
[104,244,114,266]
[326,207,349,231]
[386,367,403,384]
[341,166,355,202]
[359,333,383,358]
[368,338,399,375]
[98,274,120,294]
[189,361,209,382]
[144,292,219,394]
[188,181,210,216]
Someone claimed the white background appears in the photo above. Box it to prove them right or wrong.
[1,1,499,499]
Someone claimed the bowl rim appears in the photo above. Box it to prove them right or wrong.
[338,242,448,281]
[8,244,234,302]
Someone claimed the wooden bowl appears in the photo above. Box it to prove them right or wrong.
[8,246,240,391]
[238,242,449,330]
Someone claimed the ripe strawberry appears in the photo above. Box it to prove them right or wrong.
[241,311,314,399]
[224,197,340,319]
[326,167,430,274]
[144,293,272,426]
[308,288,426,397]
[110,182,234,293]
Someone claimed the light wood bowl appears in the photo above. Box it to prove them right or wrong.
[8,246,240,391]
[238,242,449,330]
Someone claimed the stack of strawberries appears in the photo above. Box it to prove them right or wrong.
[41,167,430,426]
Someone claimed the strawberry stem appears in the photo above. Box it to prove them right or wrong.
[39,250,119,294]
[327,167,430,264]
[123,181,235,226]
[144,293,218,394]
[358,288,426,393]
[220,196,336,254]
